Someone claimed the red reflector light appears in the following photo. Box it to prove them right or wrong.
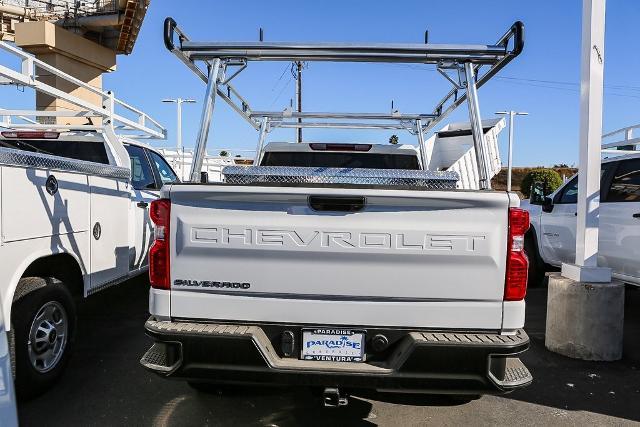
[1,131,59,139]
[505,208,530,301]
[309,143,372,152]
[149,199,171,290]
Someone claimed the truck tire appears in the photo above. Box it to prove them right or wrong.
[10,277,76,400]
[525,235,545,288]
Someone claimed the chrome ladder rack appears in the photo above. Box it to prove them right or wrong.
[0,40,166,141]
[163,17,524,188]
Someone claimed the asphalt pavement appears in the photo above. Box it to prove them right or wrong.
[18,276,640,426]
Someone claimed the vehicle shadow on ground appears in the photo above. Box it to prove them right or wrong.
[505,278,640,423]
[17,275,640,426]
[149,386,477,426]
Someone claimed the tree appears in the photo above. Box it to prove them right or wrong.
[219,150,229,157]
[521,168,563,198]
[389,134,399,145]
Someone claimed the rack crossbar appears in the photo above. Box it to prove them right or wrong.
[249,111,437,121]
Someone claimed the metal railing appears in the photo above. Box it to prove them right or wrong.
[0,40,166,140]
[602,124,640,156]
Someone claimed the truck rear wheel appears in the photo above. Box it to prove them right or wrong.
[10,277,76,400]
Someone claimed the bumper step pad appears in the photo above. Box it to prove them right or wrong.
[498,358,532,388]
[140,342,180,373]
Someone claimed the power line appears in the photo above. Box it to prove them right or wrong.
[389,63,640,96]
[270,64,291,92]
[268,74,293,108]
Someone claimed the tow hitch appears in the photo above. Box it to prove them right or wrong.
[323,387,348,407]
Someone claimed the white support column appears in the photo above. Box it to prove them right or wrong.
[561,0,611,283]
[546,0,623,362]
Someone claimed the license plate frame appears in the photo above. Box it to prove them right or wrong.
[300,328,365,363]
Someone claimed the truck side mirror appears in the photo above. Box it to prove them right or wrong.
[529,181,546,205]
[541,196,554,213]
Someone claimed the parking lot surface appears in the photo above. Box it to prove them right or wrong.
[18,276,640,426]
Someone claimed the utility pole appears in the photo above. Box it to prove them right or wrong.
[162,98,196,151]
[495,110,528,191]
[294,61,304,143]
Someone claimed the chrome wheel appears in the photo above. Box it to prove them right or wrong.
[27,301,68,373]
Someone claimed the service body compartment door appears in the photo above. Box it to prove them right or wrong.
[1,166,90,242]
[88,176,130,291]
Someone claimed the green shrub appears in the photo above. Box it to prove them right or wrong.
[521,169,563,198]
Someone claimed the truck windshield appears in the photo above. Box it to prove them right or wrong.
[260,152,420,170]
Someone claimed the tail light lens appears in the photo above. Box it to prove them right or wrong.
[149,199,171,290]
[505,207,530,301]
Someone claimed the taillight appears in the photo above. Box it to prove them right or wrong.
[505,207,530,301]
[1,131,59,139]
[149,199,171,290]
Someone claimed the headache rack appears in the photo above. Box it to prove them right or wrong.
[164,17,524,188]
[0,40,166,140]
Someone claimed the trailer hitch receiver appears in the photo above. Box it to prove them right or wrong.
[323,387,348,407]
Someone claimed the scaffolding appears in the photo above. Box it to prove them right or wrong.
[163,18,524,187]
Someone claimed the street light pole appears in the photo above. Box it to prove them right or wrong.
[162,98,196,151]
[495,110,528,191]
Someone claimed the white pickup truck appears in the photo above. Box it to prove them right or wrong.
[141,142,533,403]
[525,153,640,286]
[0,129,177,398]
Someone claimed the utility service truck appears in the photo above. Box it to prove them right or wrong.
[141,18,532,406]
[0,41,174,397]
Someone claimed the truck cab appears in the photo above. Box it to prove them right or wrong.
[526,153,640,286]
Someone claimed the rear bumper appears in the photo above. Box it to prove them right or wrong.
[141,318,532,394]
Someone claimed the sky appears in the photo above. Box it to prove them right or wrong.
[2,0,639,167]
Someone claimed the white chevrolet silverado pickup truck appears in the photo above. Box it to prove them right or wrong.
[141,142,533,402]
[142,17,530,405]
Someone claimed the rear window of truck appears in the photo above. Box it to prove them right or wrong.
[260,152,420,170]
[0,139,109,164]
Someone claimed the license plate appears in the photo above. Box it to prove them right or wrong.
[301,329,365,362]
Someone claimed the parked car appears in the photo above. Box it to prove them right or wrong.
[525,153,640,286]
[141,141,533,404]
[0,129,177,398]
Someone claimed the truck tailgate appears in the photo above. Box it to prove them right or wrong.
[167,185,510,329]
